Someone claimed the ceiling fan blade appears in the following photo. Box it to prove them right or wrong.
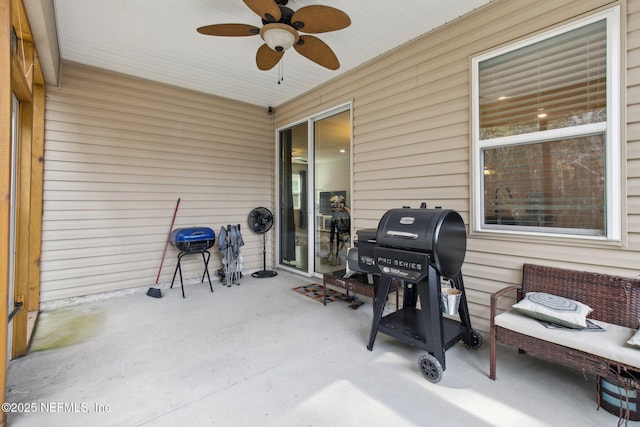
[243,0,281,23]
[256,43,284,70]
[197,23,260,37]
[294,35,339,70]
[291,6,351,34]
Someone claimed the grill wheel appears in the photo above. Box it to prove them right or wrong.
[463,329,483,349]
[417,353,443,383]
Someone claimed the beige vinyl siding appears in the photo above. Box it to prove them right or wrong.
[275,0,636,332]
[41,61,273,301]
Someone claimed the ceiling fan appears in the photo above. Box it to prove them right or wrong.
[197,0,351,71]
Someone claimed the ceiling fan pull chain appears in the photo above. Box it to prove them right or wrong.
[278,60,284,84]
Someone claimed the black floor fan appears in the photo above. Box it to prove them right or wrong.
[248,207,278,278]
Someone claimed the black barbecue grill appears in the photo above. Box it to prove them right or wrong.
[169,227,216,298]
[360,206,481,383]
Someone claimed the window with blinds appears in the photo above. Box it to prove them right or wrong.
[471,7,620,239]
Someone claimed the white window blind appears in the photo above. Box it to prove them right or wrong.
[479,19,606,138]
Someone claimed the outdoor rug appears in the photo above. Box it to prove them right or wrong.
[292,283,352,304]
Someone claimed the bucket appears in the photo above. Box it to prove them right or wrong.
[599,374,640,421]
[441,288,462,315]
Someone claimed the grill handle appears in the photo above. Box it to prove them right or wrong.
[384,230,419,239]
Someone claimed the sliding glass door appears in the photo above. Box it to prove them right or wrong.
[278,104,351,277]
[313,110,351,275]
[279,122,309,272]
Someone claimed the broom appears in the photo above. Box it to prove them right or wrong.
[148,198,181,298]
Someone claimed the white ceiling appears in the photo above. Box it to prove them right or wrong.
[50,0,491,108]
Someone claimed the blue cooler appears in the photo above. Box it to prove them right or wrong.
[170,227,216,254]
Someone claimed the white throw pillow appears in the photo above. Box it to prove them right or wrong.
[627,328,640,347]
[512,292,593,329]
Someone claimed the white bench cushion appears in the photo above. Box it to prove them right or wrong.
[495,309,640,370]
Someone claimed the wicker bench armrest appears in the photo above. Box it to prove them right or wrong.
[490,285,520,327]
[489,284,520,380]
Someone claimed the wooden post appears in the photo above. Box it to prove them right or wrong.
[12,97,33,358]
[0,0,13,424]
[27,82,44,316]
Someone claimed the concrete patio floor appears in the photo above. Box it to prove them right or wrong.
[4,270,625,426]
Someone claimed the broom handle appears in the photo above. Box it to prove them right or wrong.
[155,198,181,284]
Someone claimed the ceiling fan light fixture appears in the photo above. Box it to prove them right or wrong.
[260,23,299,52]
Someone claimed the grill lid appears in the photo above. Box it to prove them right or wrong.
[376,208,466,277]
[170,227,216,253]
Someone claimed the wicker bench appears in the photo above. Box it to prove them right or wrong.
[490,264,640,394]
